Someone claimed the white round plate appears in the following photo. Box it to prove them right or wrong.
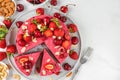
[7,8,81,80]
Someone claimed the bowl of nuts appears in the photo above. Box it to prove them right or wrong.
[0,0,16,17]
[0,62,9,80]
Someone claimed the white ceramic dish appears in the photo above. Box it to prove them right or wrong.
[0,62,9,80]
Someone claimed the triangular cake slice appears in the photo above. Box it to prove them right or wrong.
[39,49,61,76]
[14,51,41,76]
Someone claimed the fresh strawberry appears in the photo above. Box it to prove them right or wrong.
[45,63,54,70]
[3,18,12,29]
[36,8,44,15]
[68,24,77,33]
[69,50,78,60]
[18,39,26,46]
[28,23,37,33]
[6,45,16,54]
[0,52,7,61]
[35,18,42,24]
[54,28,64,38]
[64,33,70,40]
[0,39,6,48]
[23,34,32,43]
[62,40,70,49]
[17,34,23,41]
[43,29,53,37]
[49,22,57,31]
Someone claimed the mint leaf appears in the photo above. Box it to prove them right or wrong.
[51,18,60,28]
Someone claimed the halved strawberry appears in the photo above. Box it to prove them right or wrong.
[49,22,57,31]
[43,29,53,37]
[0,38,6,48]
[18,39,26,46]
[44,63,54,70]
[0,52,7,61]
[69,50,78,60]
[17,34,23,41]
[36,8,44,15]
[54,28,64,38]
[62,40,70,49]
[23,34,32,43]
[64,33,70,40]
[28,23,37,33]
[68,24,77,33]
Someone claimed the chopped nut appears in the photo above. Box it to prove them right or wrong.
[22,25,27,30]
[6,64,11,70]
[66,72,73,77]
[32,38,37,43]
[21,47,26,53]
[47,59,51,63]
[55,52,60,55]
[42,70,46,75]
[13,74,21,80]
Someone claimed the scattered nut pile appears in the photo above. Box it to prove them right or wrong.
[0,63,8,80]
[0,0,15,17]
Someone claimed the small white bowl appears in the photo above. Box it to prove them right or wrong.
[0,62,9,80]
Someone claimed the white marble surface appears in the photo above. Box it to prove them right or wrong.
[0,0,120,80]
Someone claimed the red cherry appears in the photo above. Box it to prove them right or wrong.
[60,4,76,13]
[63,63,71,71]
[50,0,57,6]
[36,8,44,15]
[60,16,67,22]
[43,17,50,25]
[6,45,16,54]
[17,4,24,12]
[34,29,41,37]
[54,12,61,19]
[39,0,45,3]
[71,36,79,45]
[16,21,23,28]
[18,39,26,46]
[60,6,68,13]
[53,38,62,46]
[23,61,32,69]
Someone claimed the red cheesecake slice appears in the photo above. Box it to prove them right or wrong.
[14,51,41,76]
[40,49,61,76]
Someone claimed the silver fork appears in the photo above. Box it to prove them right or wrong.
[71,47,93,80]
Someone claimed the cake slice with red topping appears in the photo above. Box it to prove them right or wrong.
[14,51,41,76]
[39,49,61,76]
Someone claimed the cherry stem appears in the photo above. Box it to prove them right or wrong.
[66,4,76,7]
